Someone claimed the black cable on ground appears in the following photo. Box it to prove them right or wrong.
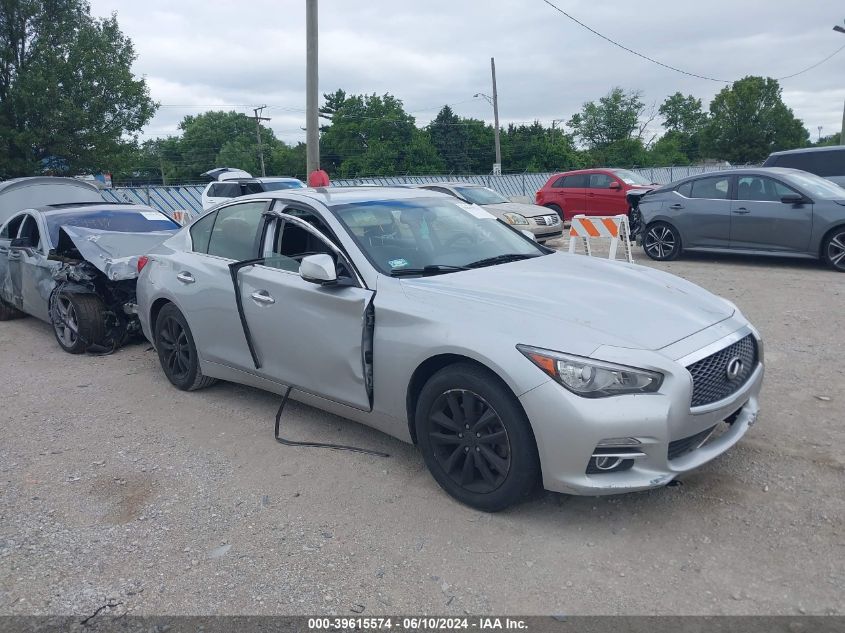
[273,386,390,457]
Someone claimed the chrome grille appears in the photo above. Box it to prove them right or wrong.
[533,214,560,226]
[687,335,758,407]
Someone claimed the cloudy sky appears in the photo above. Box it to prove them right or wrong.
[88,0,845,145]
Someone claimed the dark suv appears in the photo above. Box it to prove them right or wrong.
[763,146,845,187]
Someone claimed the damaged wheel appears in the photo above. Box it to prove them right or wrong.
[50,291,107,354]
[415,363,539,512]
[154,303,216,391]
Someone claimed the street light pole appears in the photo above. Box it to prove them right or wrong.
[306,0,320,173]
[490,57,502,175]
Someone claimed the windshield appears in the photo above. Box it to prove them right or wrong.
[611,169,651,186]
[454,186,508,205]
[261,180,305,191]
[330,197,545,275]
[784,171,845,200]
[46,209,179,245]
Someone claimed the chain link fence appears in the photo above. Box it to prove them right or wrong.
[102,165,747,215]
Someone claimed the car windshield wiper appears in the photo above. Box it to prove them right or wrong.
[389,264,469,277]
[465,253,539,269]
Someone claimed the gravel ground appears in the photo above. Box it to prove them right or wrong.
[0,244,843,617]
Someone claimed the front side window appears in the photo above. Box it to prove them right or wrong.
[330,197,545,275]
[689,176,730,200]
[264,218,353,280]
[206,201,266,260]
[19,215,42,249]
[588,173,615,189]
[736,176,798,202]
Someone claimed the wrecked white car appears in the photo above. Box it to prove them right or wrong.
[0,198,180,353]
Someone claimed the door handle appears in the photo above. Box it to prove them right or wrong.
[176,271,195,284]
[734,208,750,215]
[670,203,684,210]
[250,290,275,305]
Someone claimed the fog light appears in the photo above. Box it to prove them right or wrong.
[597,437,641,447]
[594,456,623,471]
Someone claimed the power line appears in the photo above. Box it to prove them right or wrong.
[540,0,845,82]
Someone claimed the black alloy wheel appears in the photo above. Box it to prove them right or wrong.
[415,363,539,511]
[428,389,511,494]
[154,303,216,391]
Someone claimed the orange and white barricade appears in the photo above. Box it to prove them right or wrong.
[170,209,191,226]
[568,214,634,263]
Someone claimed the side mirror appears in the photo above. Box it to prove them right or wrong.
[608,182,622,190]
[781,193,805,204]
[10,236,34,249]
[521,230,537,241]
[299,253,338,285]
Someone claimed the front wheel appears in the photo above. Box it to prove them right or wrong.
[49,291,107,354]
[154,303,217,391]
[822,228,845,272]
[415,363,539,512]
[643,222,682,261]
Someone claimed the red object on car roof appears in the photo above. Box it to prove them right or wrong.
[308,170,330,187]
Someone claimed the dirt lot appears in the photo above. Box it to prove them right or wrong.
[1,245,843,616]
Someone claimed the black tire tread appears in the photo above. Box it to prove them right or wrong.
[155,303,217,391]
[51,292,108,354]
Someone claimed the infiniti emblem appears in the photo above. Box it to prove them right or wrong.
[725,356,744,381]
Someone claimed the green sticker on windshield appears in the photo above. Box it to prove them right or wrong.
[389,258,409,269]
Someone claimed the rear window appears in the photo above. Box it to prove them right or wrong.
[46,209,179,245]
[208,182,242,198]
[261,180,305,191]
[765,149,845,178]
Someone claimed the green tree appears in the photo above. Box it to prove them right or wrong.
[700,76,809,163]
[500,122,581,172]
[568,88,652,166]
[815,132,841,147]
[0,0,156,178]
[320,92,443,177]
[657,93,707,162]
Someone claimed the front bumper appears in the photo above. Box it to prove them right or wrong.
[519,326,764,495]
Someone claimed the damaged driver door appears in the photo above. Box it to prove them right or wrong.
[235,214,375,411]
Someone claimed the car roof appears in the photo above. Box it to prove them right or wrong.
[548,168,619,177]
[416,181,485,189]
[35,203,162,215]
[768,146,845,157]
[230,185,453,206]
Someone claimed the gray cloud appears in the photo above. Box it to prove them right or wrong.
[89,0,845,144]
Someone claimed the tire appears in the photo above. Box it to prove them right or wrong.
[0,298,25,321]
[643,221,682,261]
[822,227,845,272]
[544,203,563,221]
[415,363,540,512]
[154,303,217,391]
[50,291,107,354]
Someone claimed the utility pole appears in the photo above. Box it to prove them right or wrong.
[306,0,320,173]
[836,21,844,144]
[818,126,823,142]
[253,105,271,177]
[490,57,501,175]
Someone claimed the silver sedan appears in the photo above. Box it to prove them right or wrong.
[136,187,764,511]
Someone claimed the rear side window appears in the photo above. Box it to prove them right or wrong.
[767,149,845,178]
[561,174,589,188]
[551,176,567,188]
[206,201,266,260]
[209,182,242,197]
[690,176,730,200]
[675,181,693,198]
[190,211,217,253]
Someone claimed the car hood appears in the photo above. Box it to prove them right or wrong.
[399,252,734,353]
[56,225,177,280]
[483,201,554,218]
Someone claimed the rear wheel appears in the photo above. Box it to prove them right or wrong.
[154,303,216,391]
[415,363,539,512]
[0,298,24,321]
[50,291,107,354]
[822,227,845,272]
[643,222,682,261]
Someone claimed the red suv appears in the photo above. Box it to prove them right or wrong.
[535,168,655,221]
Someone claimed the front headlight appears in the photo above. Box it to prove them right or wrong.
[502,212,529,225]
[517,345,663,398]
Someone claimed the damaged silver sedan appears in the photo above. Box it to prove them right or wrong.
[0,202,180,353]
